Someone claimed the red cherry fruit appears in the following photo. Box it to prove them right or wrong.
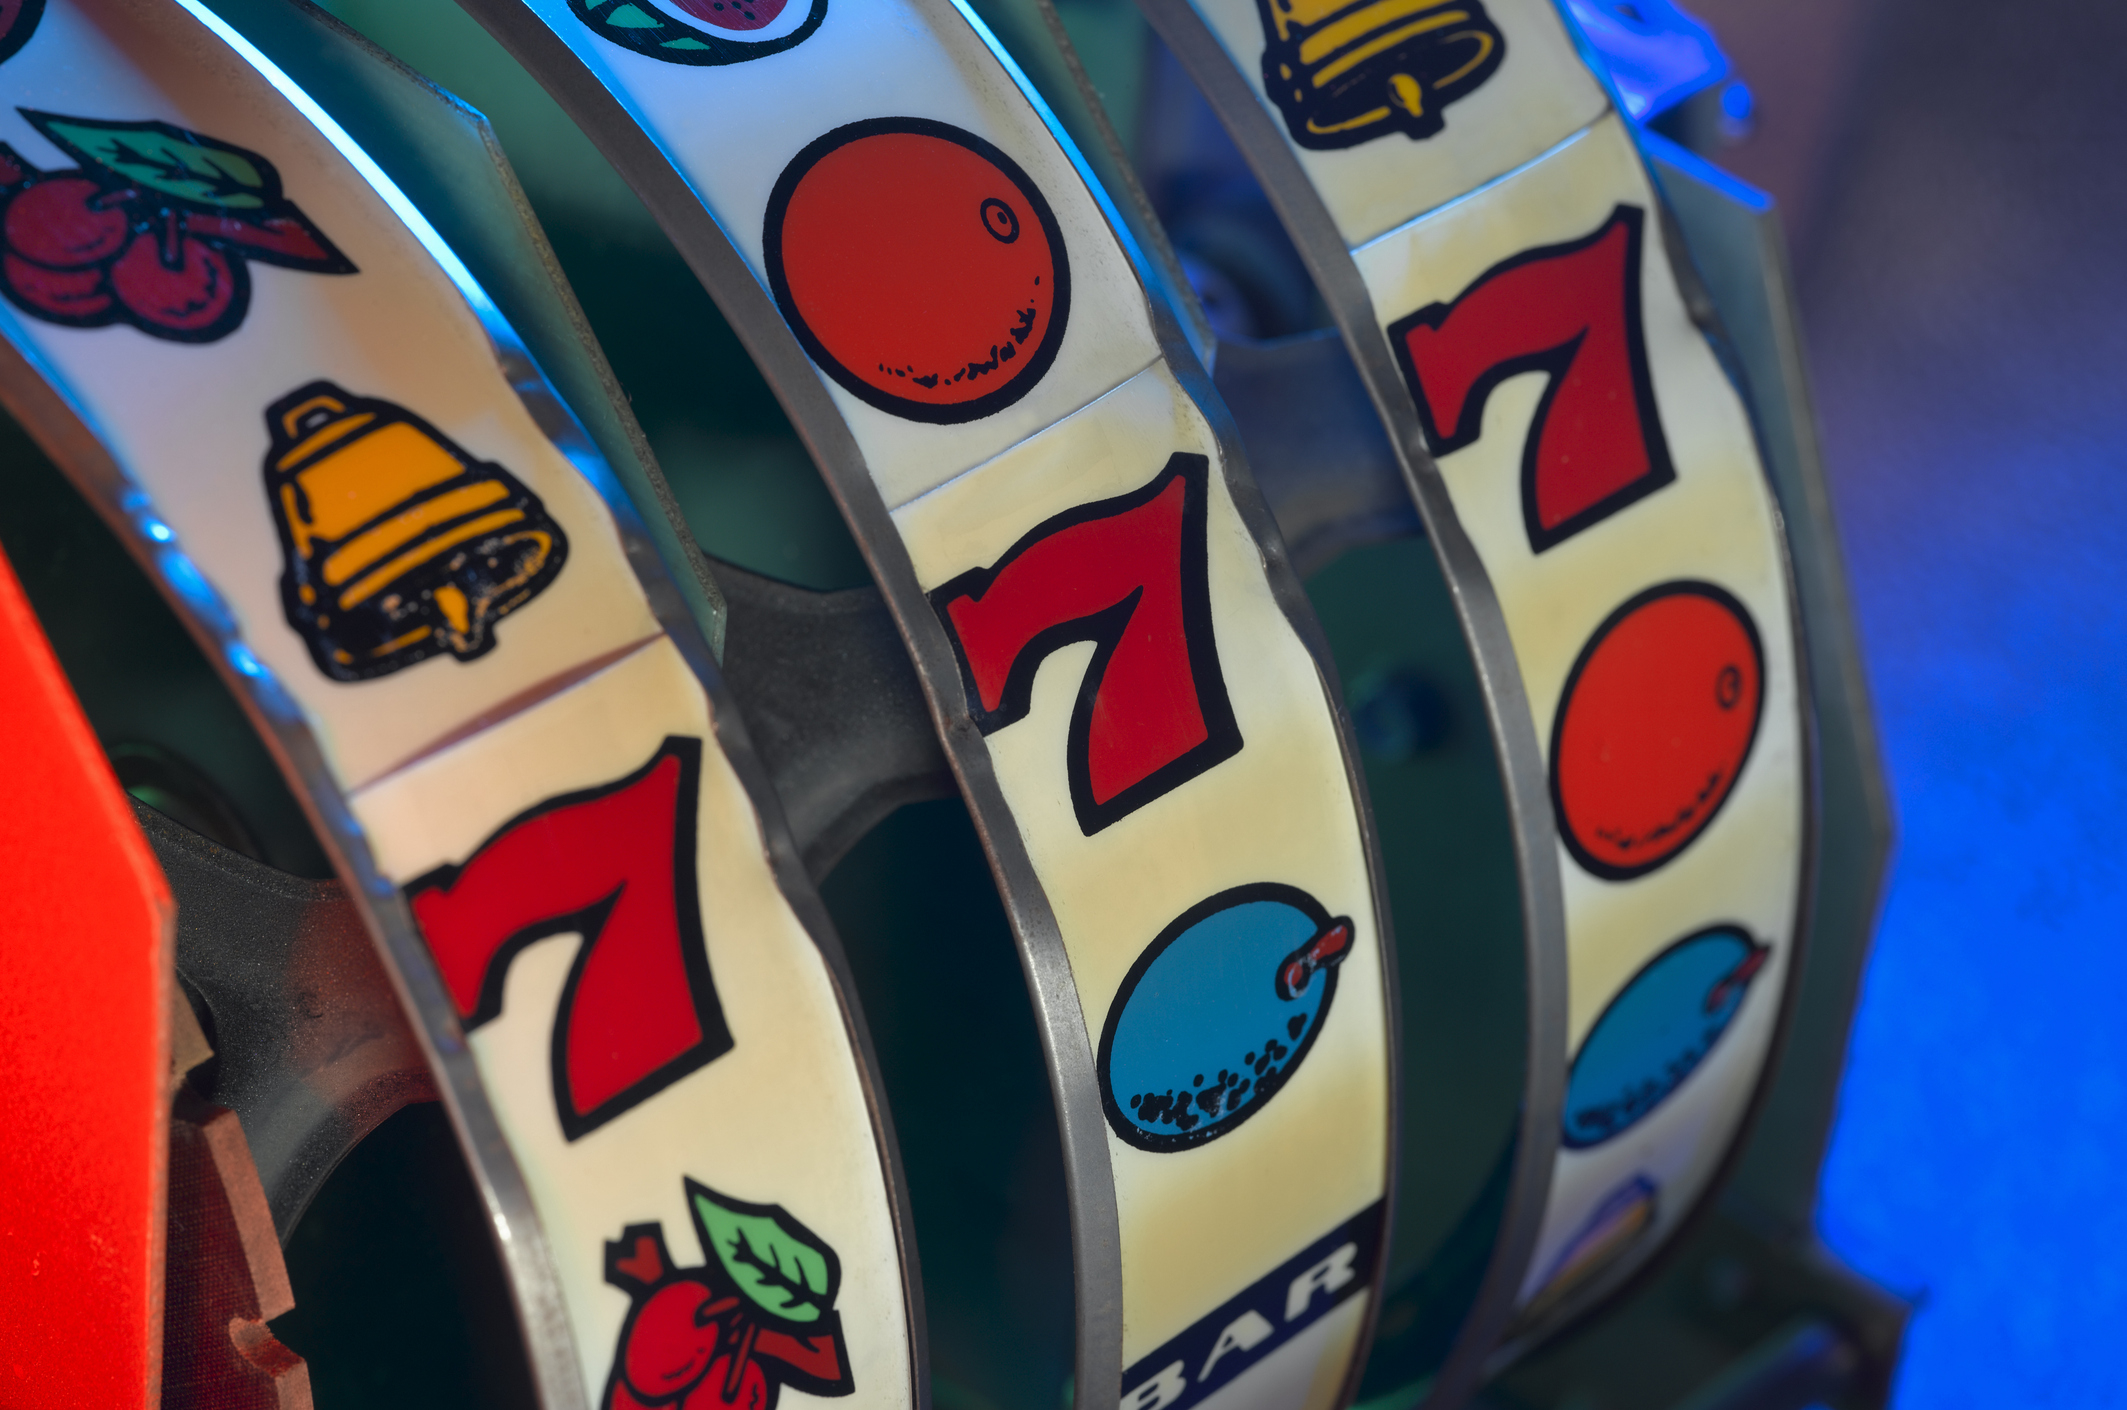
[1551,584,1763,878]
[3,252,111,320]
[770,124,1063,420]
[668,0,787,30]
[109,232,240,336]
[623,1280,721,1400]
[681,1355,768,1410]
[4,178,131,269]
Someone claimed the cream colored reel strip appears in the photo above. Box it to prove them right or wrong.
[447,2,1399,1408]
[1139,0,1809,1337]
[0,3,917,1408]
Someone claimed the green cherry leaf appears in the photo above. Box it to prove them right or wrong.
[23,113,274,211]
[687,1180,840,1327]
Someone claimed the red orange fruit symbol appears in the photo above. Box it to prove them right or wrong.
[1550,582,1763,879]
[765,118,1068,424]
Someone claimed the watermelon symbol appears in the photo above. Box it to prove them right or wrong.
[568,0,825,67]
[765,118,1069,425]
[1099,884,1352,1152]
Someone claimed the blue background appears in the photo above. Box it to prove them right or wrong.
[1778,0,2127,1402]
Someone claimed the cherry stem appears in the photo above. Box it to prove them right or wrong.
[723,1321,758,1400]
[696,1295,741,1325]
[158,209,184,270]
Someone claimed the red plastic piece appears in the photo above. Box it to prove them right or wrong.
[163,1094,311,1410]
[0,539,174,1409]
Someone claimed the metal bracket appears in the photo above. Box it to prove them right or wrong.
[142,801,435,1243]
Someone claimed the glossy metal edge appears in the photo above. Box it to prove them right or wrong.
[0,323,588,1409]
[970,0,1220,370]
[960,5,1407,1400]
[198,2,937,1401]
[1130,5,1575,1407]
[440,1,1119,1402]
[203,12,928,1348]
[1643,136,1892,1239]
[0,7,590,1399]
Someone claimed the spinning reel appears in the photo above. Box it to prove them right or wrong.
[0,3,1904,1409]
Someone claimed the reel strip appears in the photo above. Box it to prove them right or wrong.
[1136,0,1812,1381]
[442,2,1402,1407]
[0,3,918,1407]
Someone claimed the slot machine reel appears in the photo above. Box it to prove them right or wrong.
[0,1,1902,1409]
[0,4,919,1409]
[1105,0,1903,1403]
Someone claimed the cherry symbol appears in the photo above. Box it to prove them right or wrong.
[108,227,242,336]
[1,252,108,319]
[683,1354,769,1410]
[3,176,129,268]
[622,1279,735,1402]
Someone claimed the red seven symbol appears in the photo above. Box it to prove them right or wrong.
[930,453,1243,836]
[406,737,733,1140]
[1389,204,1676,552]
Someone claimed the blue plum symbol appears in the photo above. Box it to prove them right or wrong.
[1098,883,1352,1152]
[1563,925,1770,1149]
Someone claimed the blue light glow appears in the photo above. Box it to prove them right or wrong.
[1563,0,1727,120]
[1802,14,2127,1384]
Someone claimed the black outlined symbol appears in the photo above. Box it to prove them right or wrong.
[766,118,1069,425]
[0,112,352,342]
[1390,205,1674,552]
[406,739,733,1141]
[1099,884,1352,1152]
[1550,581,1764,880]
[569,0,826,67]
[1255,0,1505,150]
[601,1180,854,1410]
[264,381,567,682]
[0,0,46,66]
[930,453,1241,835]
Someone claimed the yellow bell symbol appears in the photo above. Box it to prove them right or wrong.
[263,380,569,682]
[1253,0,1506,150]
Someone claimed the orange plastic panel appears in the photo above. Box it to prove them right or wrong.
[0,539,174,1409]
